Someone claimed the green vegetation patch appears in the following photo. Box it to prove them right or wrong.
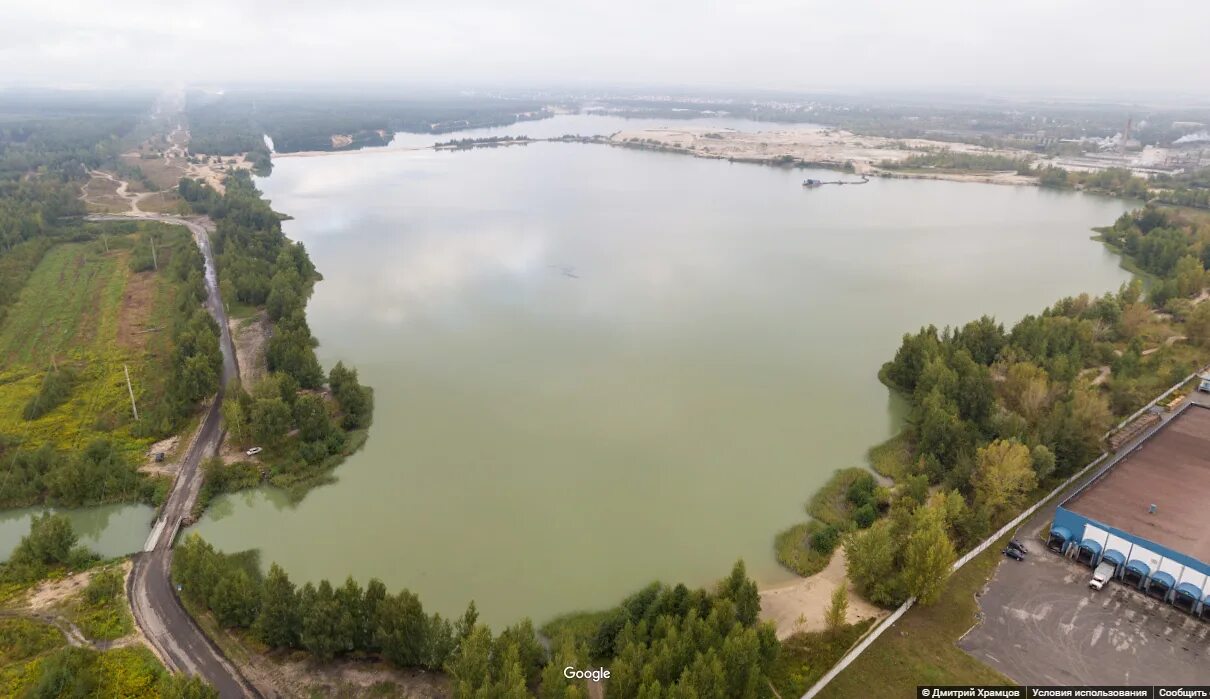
[808,467,879,527]
[0,617,65,667]
[868,431,915,480]
[775,521,836,577]
[769,619,876,697]
[882,151,1032,174]
[0,645,214,699]
[0,225,183,454]
[61,566,133,642]
[816,536,1013,698]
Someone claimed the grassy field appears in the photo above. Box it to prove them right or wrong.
[0,222,185,459]
[0,644,182,698]
[815,535,1013,698]
[0,617,64,667]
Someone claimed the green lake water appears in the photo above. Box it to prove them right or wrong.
[4,116,1134,627]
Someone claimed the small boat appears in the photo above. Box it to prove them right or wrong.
[802,178,823,187]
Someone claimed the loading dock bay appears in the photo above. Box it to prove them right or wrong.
[960,524,1210,685]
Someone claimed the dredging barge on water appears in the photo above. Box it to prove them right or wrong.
[803,174,870,187]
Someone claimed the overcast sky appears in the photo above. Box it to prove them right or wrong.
[2,0,1207,97]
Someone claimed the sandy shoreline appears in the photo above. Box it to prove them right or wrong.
[758,547,887,639]
[608,126,1039,186]
[268,126,1041,187]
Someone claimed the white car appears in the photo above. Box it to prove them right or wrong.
[245,446,263,457]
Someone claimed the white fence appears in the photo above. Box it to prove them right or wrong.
[799,363,1206,699]
[800,448,1110,698]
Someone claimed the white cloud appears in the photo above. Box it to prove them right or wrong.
[0,0,1207,95]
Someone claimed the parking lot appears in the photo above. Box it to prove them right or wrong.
[959,531,1210,685]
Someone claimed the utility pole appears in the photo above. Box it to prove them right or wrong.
[124,364,139,421]
[150,235,158,271]
[102,234,109,252]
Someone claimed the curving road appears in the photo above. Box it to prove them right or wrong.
[89,213,257,698]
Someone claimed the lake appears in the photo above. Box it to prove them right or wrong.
[2,115,1134,628]
[194,117,1133,626]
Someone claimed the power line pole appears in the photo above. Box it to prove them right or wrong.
[150,235,158,271]
[124,364,139,421]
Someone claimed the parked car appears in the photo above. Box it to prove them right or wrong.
[1007,539,1028,555]
[1003,547,1025,561]
[1199,374,1210,393]
[245,446,263,457]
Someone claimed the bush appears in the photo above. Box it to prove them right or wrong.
[853,504,877,529]
[809,468,876,527]
[846,473,877,508]
[22,368,75,420]
[84,569,123,605]
[811,524,840,555]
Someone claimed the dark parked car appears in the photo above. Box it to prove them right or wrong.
[1003,547,1025,561]
[1008,539,1028,555]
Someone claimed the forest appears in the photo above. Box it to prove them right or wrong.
[179,173,374,496]
[185,89,551,155]
[174,534,783,699]
[880,150,1033,173]
[836,204,1210,607]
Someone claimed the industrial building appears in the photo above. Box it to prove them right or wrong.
[1049,403,1210,616]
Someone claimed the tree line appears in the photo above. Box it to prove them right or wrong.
[174,536,779,699]
[846,204,1210,608]
[881,150,1033,174]
[180,173,373,491]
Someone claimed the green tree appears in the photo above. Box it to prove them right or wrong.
[824,584,848,634]
[717,560,760,627]
[496,618,546,687]
[1174,255,1206,297]
[376,589,428,668]
[844,519,903,607]
[488,641,531,699]
[1188,302,1210,347]
[250,397,292,446]
[299,580,342,661]
[293,393,332,442]
[540,633,587,699]
[11,512,79,567]
[902,504,956,605]
[255,563,299,649]
[334,577,364,654]
[1030,444,1056,483]
[210,568,259,628]
[1001,361,1051,427]
[972,439,1037,523]
[448,625,493,699]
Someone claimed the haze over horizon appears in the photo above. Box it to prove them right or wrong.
[2,0,1209,99]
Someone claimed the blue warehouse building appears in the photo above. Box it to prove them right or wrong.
[1049,403,1210,616]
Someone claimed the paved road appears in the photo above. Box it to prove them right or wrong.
[90,214,256,698]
